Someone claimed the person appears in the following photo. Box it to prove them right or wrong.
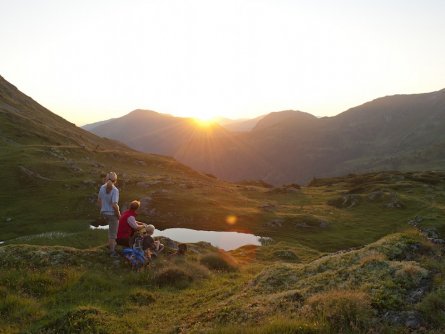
[141,224,164,258]
[98,172,121,257]
[116,200,145,247]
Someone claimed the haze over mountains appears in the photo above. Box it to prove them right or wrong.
[84,89,445,185]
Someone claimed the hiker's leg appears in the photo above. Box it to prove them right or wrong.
[107,215,119,253]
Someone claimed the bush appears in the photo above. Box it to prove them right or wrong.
[418,289,445,326]
[36,306,109,334]
[155,266,193,288]
[210,318,322,334]
[301,290,374,332]
[128,290,156,306]
[200,254,237,272]
[272,250,299,262]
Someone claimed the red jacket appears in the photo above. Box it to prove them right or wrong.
[117,209,137,239]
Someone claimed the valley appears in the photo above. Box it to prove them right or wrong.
[1,75,445,333]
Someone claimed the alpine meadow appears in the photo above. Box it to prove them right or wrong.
[2,69,445,334]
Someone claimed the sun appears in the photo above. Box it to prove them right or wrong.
[193,114,217,128]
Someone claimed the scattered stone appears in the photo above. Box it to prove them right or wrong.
[136,181,152,189]
[18,165,51,180]
[5,217,12,222]
[319,221,329,228]
[327,194,361,208]
[386,192,405,209]
[273,250,299,261]
[259,203,276,212]
[265,220,283,228]
[259,237,274,245]
[135,160,147,166]
[407,216,423,226]
[368,190,385,201]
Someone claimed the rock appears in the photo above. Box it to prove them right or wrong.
[407,216,423,226]
[18,165,51,180]
[386,192,405,209]
[259,203,276,212]
[327,194,361,208]
[139,197,152,215]
[135,160,147,166]
[5,217,12,222]
[319,221,329,228]
[368,190,384,201]
[405,311,422,329]
[265,220,283,228]
[136,182,152,189]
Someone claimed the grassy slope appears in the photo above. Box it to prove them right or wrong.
[2,76,445,332]
[1,230,445,333]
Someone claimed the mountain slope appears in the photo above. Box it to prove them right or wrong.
[0,76,269,240]
[84,89,445,184]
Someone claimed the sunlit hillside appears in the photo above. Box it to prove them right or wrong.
[2,76,445,333]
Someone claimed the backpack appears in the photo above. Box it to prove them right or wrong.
[122,247,147,270]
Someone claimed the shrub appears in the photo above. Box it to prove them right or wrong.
[210,318,322,334]
[37,306,109,334]
[272,250,299,262]
[301,290,374,332]
[155,266,193,288]
[128,290,156,306]
[0,293,42,322]
[417,289,445,326]
[200,254,237,272]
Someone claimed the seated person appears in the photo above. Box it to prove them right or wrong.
[116,200,145,247]
[141,224,164,258]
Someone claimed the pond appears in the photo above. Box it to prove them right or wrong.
[90,225,266,251]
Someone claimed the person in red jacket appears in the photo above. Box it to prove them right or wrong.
[116,200,145,247]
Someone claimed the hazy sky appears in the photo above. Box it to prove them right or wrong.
[1,0,444,126]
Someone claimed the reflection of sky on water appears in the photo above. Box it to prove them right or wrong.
[90,225,262,251]
[157,228,262,251]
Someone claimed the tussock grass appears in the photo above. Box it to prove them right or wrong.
[200,253,238,272]
[300,290,374,332]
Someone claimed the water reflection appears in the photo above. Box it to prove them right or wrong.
[89,225,264,251]
[159,228,262,251]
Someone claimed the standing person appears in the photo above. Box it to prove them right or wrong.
[98,172,121,257]
[116,200,145,247]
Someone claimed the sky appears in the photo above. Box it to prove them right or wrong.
[1,0,444,126]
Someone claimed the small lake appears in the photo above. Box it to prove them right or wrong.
[90,225,265,251]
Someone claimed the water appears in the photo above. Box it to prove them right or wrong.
[89,225,264,251]
[90,225,110,230]
[158,228,262,251]
[0,241,4,245]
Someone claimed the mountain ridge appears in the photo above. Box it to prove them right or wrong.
[84,87,445,185]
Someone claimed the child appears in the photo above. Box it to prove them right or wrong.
[141,224,164,258]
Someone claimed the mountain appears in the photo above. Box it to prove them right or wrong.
[0,75,266,240]
[84,89,445,185]
[4,74,445,333]
[218,114,265,132]
[81,118,114,131]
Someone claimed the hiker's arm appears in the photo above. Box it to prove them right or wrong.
[127,216,142,229]
[112,203,121,218]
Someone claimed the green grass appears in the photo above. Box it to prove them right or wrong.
[1,229,444,333]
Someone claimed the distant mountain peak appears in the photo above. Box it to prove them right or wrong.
[253,110,317,131]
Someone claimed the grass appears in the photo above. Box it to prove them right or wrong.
[2,133,445,333]
[2,228,444,333]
